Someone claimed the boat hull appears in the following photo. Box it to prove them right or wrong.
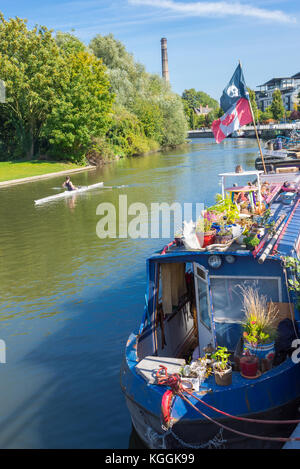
[125,393,300,449]
[121,335,300,449]
[255,157,300,172]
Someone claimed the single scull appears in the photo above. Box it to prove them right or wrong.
[34,182,104,205]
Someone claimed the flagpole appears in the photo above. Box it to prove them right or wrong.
[239,61,267,174]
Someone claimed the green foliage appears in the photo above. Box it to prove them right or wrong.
[0,14,66,159]
[0,17,188,163]
[258,106,274,123]
[243,324,271,347]
[90,33,187,155]
[248,88,258,123]
[208,193,240,224]
[55,32,87,55]
[0,15,113,162]
[181,88,220,129]
[182,88,219,111]
[270,89,285,121]
[282,256,300,310]
[43,51,113,162]
[106,105,159,157]
[212,346,231,371]
[244,234,260,249]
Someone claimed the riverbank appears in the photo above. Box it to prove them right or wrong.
[0,160,97,187]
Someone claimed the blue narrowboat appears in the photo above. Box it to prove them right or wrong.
[121,169,300,449]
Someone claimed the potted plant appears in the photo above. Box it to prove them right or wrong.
[240,350,260,378]
[215,216,233,244]
[195,213,216,247]
[241,286,278,369]
[283,256,300,311]
[212,346,232,386]
[243,233,260,251]
[208,194,240,224]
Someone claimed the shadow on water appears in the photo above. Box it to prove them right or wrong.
[0,139,259,448]
[2,267,144,449]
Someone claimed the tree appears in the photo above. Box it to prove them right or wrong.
[43,51,113,162]
[182,88,220,130]
[182,89,219,111]
[90,33,187,153]
[55,31,87,55]
[0,14,66,158]
[259,106,274,123]
[270,89,285,121]
[248,88,258,123]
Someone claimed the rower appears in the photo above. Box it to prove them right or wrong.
[62,176,77,191]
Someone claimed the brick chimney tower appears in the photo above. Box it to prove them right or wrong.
[161,38,169,82]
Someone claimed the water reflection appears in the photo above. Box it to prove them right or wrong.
[0,138,258,448]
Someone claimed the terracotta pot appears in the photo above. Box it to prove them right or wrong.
[240,355,259,377]
[213,363,232,386]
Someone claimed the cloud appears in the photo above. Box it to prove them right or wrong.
[129,0,297,24]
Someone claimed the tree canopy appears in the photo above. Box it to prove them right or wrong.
[90,33,188,153]
[270,89,285,121]
[181,88,221,130]
[0,16,113,162]
[0,20,188,162]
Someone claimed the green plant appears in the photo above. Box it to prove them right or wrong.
[241,286,278,345]
[217,215,232,237]
[282,256,300,310]
[244,234,260,249]
[208,194,240,224]
[212,346,231,371]
[196,211,218,233]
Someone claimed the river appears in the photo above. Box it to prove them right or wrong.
[0,138,259,448]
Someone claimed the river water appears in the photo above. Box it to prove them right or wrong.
[0,138,258,448]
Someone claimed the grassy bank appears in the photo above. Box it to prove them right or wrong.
[0,160,82,182]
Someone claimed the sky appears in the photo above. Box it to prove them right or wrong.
[1,0,299,101]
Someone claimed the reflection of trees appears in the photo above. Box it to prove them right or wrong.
[0,138,259,322]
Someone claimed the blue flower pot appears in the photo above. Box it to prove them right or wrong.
[243,341,275,362]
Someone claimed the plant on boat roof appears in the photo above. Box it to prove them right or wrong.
[243,233,260,249]
[217,215,232,236]
[241,286,279,346]
[211,346,231,372]
[208,194,240,224]
[282,256,300,311]
[196,211,217,233]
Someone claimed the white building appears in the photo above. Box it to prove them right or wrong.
[256,73,300,112]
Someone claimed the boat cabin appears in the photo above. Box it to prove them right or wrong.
[136,171,300,363]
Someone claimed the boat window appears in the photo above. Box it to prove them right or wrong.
[196,277,211,330]
[210,276,281,323]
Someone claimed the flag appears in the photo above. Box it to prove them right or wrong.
[212,64,253,143]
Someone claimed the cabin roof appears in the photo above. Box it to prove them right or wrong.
[275,198,300,257]
[150,172,300,263]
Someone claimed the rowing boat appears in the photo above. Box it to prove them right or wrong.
[34,182,104,205]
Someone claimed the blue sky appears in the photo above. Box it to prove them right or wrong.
[1,0,299,100]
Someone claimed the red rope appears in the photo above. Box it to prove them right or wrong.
[156,366,300,442]
[161,241,176,255]
[189,391,300,425]
[179,393,300,444]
